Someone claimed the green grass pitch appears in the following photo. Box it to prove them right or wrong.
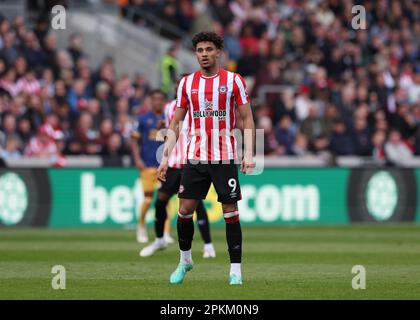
[1,225,420,299]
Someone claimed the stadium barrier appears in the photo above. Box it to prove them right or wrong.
[0,167,419,227]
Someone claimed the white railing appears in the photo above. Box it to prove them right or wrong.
[4,156,420,168]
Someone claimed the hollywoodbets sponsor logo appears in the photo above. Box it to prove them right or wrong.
[193,99,226,120]
[193,109,227,119]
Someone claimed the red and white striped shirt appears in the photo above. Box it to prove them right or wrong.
[24,137,58,157]
[177,68,250,161]
[16,78,41,96]
[165,100,188,169]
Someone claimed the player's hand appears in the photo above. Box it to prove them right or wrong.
[157,161,168,182]
[240,157,255,174]
[135,159,146,170]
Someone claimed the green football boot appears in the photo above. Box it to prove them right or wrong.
[229,274,243,285]
[169,262,193,284]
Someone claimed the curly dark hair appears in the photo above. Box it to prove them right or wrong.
[192,31,224,50]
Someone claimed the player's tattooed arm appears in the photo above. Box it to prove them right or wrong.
[238,102,256,174]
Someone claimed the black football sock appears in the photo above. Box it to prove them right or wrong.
[195,200,212,244]
[177,213,194,251]
[154,198,168,239]
[225,219,242,263]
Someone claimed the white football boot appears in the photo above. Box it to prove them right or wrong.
[202,243,216,258]
[139,238,167,257]
[164,233,175,244]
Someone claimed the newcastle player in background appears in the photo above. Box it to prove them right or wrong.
[140,79,216,258]
[131,89,174,245]
[158,32,255,285]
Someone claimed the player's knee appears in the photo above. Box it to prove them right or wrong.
[178,206,193,216]
[222,203,237,214]
[144,191,154,198]
[178,200,196,216]
[223,210,239,224]
[178,203,195,221]
[177,211,194,222]
[143,197,152,205]
[157,191,170,202]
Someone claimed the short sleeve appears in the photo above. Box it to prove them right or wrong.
[233,73,250,106]
[176,76,188,109]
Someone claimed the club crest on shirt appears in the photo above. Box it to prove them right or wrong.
[191,89,198,94]
[219,86,227,94]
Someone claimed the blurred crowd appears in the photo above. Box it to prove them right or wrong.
[123,0,420,165]
[1,0,420,166]
[0,11,153,165]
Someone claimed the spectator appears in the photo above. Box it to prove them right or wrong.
[158,3,180,40]
[95,81,112,117]
[310,134,331,160]
[21,31,44,69]
[236,46,258,77]
[24,124,58,158]
[41,33,58,71]
[257,115,283,156]
[272,88,297,125]
[300,104,331,144]
[16,68,41,96]
[384,129,414,166]
[0,67,19,97]
[352,111,373,156]
[160,44,179,99]
[101,132,124,167]
[23,94,44,132]
[87,98,102,131]
[239,23,258,56]
[295,85,313,122]
[0,112,19,147]
[0,135,22,160]
[73,111,98,153]
[407,73,420,105]
[66,78,89,112]
[224,22,242,63]
[176,0,195,32]
[329,119,355,156]
[17,117,33,146]
[391,103,417,139]
[274,115,295,155]
[0,31,18,65]
[371,130,386,163]
[67,33,84,65]
[290,133,310,157]
[211,0,234,28]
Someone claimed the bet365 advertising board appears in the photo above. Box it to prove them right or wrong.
[0,168,418,227]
